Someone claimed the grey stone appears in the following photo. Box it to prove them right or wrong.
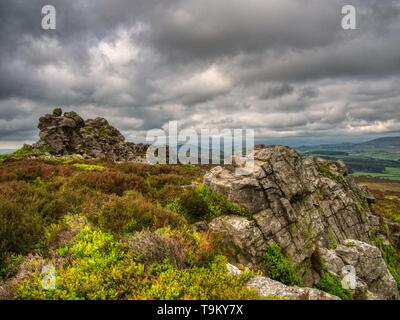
[247,276,340,300]
[32,108,148,161]
[205,145,399,299]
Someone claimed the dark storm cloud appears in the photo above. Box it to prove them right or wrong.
[260,83,294,100]
[0,0,400,147]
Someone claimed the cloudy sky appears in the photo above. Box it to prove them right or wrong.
[1,0,400,148]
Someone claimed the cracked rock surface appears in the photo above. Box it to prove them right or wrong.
[205,146,398,299]
[32,108,147,161]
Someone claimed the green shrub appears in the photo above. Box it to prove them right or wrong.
[263,243,303,286]
[0,254,23,279]
[40,198,69,222]
[16,226,145,300]
[316,272,353,300]
[138,256,259,300]
[172,184,249,222]
[15,226,259,300]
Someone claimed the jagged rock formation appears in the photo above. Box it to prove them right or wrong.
[205,145,398,299]
[32,108,148,161]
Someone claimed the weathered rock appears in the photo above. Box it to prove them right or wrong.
[33,108,148,161]
[205,146,374,267]
[247,276,340,300]
[225,263,339,300]
[205,145,399,299]
[204,166,267,214]
[209,216,267,267]
[320,240,399,300]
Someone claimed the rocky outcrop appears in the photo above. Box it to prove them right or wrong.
[319,240,398,300]
[32,108,147,161]
[205,145,398,299]
[247,276,340,300]
[226,263,339,300]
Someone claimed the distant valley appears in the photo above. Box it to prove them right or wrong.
[296,136,400,180]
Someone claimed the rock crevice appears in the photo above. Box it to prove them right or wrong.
[32,108,147,161]
[205,145,398,299]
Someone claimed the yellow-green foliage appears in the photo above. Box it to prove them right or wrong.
[1,158,261,300]
[138,256,259,300]
[0,145,53,162]
[72,163,106,171]
[15,226,259,300]
[16,226,144,300]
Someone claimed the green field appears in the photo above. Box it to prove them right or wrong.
[351,167,400,180]
[297,143,400,180]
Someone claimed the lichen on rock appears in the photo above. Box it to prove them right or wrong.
[205,145,399,299]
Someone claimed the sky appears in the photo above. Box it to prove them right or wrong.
[0,0,400,148]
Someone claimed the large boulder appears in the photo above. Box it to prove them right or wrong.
[33,108,147,161]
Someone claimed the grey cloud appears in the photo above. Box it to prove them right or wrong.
[260,83,294,100]
[0,0,399,146]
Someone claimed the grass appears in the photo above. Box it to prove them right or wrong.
[355,177,400,224]
[351,167,400,180]
[71,163,106,171]
[0,145,53,162]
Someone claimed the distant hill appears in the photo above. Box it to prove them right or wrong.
[357,136,400,149]
[0,149,15,155]
[296,136,400,179]
[297,136,400,152]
